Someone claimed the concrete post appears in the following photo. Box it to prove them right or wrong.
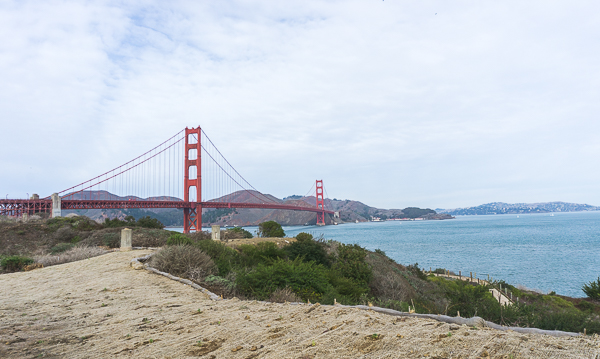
[120,228,132,251]
[211,225,221,241]
[22,213,29,222]
[51,193,62,218]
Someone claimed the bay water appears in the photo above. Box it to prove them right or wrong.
[174,211,600,298]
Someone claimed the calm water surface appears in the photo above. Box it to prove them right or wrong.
[176,211,600,297]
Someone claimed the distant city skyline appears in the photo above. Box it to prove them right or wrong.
[2,1,600,209]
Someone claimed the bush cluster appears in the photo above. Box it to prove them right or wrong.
[1,255,34,272]
[429,275,600,334]
[257,221,284,238]
[103,215,164,229]
[227,227,253,239]
[150,245,216,281]
[157,230,374,305]
[149,223,600,335]
[166,233,192,246]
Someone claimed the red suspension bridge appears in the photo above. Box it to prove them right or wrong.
[1,127,335,233]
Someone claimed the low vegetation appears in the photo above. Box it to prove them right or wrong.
[0,255,34,272]
[34,246,108,267]
[2,214,600,335]
[102,215,164,229]
[257,220,285,238]
[150,228,600,334]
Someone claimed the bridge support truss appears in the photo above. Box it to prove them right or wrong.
[183,127,202,233]
[316,179,325,226]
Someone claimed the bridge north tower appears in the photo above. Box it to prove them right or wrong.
[316,179,325,226]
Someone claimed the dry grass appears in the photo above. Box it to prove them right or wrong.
[149,245,216,280]
[269,287,302,303]
[33,245,108,267]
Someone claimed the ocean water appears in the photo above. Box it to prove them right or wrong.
[176,211,600,298]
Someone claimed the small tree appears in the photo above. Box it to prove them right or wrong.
[136,216,164,229]
[258,221,285,238]
[583,277,600,300]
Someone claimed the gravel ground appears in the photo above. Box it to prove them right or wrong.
[1,250,599,358]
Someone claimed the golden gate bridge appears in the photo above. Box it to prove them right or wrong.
[0,127,334,233]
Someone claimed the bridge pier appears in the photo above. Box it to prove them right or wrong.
[51,193,62,218]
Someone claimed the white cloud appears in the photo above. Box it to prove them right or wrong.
[1,0,599,208]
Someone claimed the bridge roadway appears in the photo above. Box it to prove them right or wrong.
[0,199,334,216]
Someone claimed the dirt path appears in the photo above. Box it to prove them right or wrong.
[1,251,599,358]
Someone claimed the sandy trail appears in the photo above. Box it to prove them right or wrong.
[1,250,599,358]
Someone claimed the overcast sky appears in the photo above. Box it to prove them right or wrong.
[1,1,599,210]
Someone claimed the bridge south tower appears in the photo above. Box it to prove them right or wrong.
[183,126,202,233]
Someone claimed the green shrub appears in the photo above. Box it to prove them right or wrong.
[236,258,331,302]
[532,309,600,333]
[72,217,98,231]
[194,239,241,276]
[374,248,386,256]
[430,276,499,318]
[257,221,284,238]
[136,216,164,229]
[237,242,286,268]
[228,227,253,238]
[576,300,597,313]
[1,255,34,272]
[166,233,192,246]
[331,243,372,287]
[103,217,133,228]
[406,263,428,280]
[50,243,75,254]
[326,272,369,303]
[71,235,82,244]
[102,215,164,229]
[102,233,120,248]
[295,232,313,242]
[284,236,331,267]
[204,274,236,292]
[583,277,600,300]
[47,217,78,230]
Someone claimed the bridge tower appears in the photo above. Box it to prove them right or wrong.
[183,127,202,233]
[316,180,325,226]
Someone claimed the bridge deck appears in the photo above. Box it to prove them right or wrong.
[0,199,334,216]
